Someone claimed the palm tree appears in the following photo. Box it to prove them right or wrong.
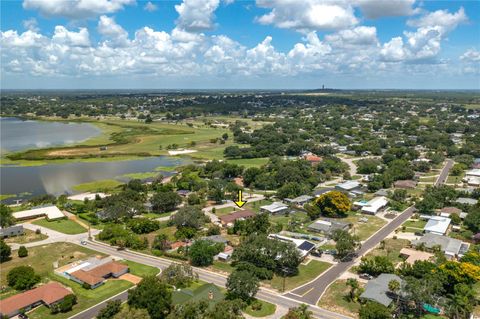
[346,278,359,301]
[388,279,401,309]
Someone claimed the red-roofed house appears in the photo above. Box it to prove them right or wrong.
[0,282,72,318]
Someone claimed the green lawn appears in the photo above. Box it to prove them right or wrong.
[32,218,87,235]
[120,172,161,179]
[402,219,427,232]
[343,213,387,241]
[226,157,269,168]
[119,260,160,277]
[244,300,276,317]
[318,279,364,317]
[72,179,123,192]
[365,238,410,264]
[211,261,235,273]
[447,173,464,184]
[268,260,331,291]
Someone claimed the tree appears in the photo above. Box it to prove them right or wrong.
[152,191,182,213]
[315,191,351,217]
[388,279,401,307]
[284,304,313,319]
[346,278,359,301]
[0,204,15,227]
[97,300,122,319]
[226,270,259,302]
[168,299,245,319]
[127,218,160,234]
[359,302,391,319]
[152,233,170,251]
[464,208,480,233]
[332,230,359,260]
[0,239,11,262]
[446,283,475,319]
[127,276,172,319]
[170,206,207,230]
[18,245,28,258]
[113,307,151,319]
[7,266,41,290]
[160,263,198,288]
[189,240,224,267]
[358,256,395,276]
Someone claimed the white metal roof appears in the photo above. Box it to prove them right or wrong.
[13,205,65,220]
[361,196,388,214]
[424,216,451,235]
[261,202,288,213]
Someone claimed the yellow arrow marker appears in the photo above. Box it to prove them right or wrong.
[234,190,247,208]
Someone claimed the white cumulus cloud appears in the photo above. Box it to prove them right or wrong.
[22,0,135,19]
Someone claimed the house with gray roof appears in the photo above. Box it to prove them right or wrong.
[0,225,24,238]
[284,195,314,206]
[412,233,468,259]
[360,274,404,307]
[307,219,350,237]
[455,197,477,205]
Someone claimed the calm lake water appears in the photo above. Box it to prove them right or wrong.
[0,118,185,200]
[0,117,102,153]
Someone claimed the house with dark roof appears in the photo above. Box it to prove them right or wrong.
[360,274,404,307]
[394,180,417,189]
[0,282,72,318]
[412,233,469,259]
[218,210,255,226]
[267,234,315,258]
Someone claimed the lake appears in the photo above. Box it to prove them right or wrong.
[0,118,186,201]
[0,117,101,153]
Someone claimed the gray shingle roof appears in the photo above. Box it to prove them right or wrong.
[360,274,403,307]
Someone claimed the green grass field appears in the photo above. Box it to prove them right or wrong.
[402,219,427,232]
[32,218,87,235]
[268,260,331,291]
[318,279,364,317]
[343,212,387,241]
[365,238,410,264]
[244,300,276,317]
[119,260,160,277]
[72,179,123,192]
[211,261,235,273]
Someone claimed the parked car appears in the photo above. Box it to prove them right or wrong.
[359,273,374,280]
[19,313,29,319]
[80,240,87,245]
[311,250,323,257]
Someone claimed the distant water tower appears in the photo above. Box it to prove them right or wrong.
[322,84,325,90]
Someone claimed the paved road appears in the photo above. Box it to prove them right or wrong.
[284,205,416,304]
[69,240,350,319]
[435,159,454,186]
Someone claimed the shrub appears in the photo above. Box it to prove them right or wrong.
[18,246,28,258]
[35,228,41,235]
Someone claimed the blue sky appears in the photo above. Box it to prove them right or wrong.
[1,0,479,89]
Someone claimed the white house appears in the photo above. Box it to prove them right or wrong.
[356,196,388,215]
[423,216,451,236]
[260,202,289,214]
[13,205,65,221]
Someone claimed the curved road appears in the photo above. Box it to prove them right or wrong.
[69,240,350,319]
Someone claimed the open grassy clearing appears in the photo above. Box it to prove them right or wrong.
[225,157,269,168]
[244,300,277,317]
[0,194,16,201]
[447,173,464,184]
[32,218,87,235]
[71,179,124,192]
[211,260,235,274]
[318,279,365,318]
[402,219,427,232]
[4,228,48,244]
[120,171,162,180]
[119,260,160,277]
[343,212,387,241]
[267,259,331,292]
[365,238,410,265]
[0,243,106,287]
